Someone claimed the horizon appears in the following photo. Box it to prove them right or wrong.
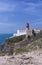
[0,0,42,33]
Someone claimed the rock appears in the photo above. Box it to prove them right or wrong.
[0,50,42,65]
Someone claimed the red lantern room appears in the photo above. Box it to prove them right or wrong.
[26,22,29,30]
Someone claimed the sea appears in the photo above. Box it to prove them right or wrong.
[0,34,13,45]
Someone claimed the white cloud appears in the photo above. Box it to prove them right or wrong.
[0,2,17,12]
[0,22,17,27]
[23,1,42,14]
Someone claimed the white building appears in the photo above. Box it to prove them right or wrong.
[13,28,41,37]
[13,30,26,36]
[34,28,41,33]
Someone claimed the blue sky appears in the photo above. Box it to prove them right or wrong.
[0,0,42,33]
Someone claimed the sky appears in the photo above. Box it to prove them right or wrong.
[0,0,42,33]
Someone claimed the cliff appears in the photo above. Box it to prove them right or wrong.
[0,31,42,55]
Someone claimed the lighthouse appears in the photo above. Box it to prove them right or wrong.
[26,22,29,38]
[26,22,32,38]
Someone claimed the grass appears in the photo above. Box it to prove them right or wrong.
[15,38,42,53]
[15,31,42,53]
[5,35,26,44]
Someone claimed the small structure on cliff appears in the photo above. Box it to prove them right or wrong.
[13,30,26,36]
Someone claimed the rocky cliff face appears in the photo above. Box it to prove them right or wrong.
[0,31,42,65]
[0,35,26,55]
